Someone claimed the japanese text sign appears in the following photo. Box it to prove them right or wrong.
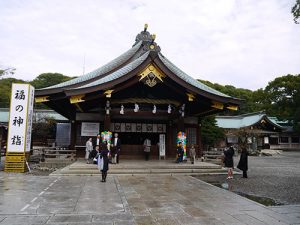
[7,83,35,153]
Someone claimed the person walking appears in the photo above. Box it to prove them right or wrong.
[85,138,93,164]
[237,147,249,178]
[99,141,109,182]
[224,146,235,179]
[143,138,151,161]
[189,144,196,164]
[112,133,121,164]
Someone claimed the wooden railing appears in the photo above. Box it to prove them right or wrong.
[33,147,77,161]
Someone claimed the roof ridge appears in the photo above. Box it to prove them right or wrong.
[158,53,233,99]
[40,41,143,90]
[216,111,266,118]
[70,51,150,90]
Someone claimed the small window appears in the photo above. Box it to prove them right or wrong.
[227,136,238,144]
[280,137,289,143]
[186,128,197,145]
[291,137,300,143]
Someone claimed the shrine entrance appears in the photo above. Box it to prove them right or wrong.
[35,25,241,160]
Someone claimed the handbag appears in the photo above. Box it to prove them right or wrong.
[97,156,104,171]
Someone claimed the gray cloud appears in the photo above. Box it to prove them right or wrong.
[0,0,299,90]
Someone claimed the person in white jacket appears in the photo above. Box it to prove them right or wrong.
[85,138,93,164]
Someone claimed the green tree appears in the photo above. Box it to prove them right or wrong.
[264,74,300,133]
[0,67,16,78]
[292,0,300,24]
[199,80,262,115]
[0,78,27,107]
[200,115,224,150]
[30,73,73,89]
[32,117,56,145]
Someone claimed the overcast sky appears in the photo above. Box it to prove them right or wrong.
[0,0,299,90]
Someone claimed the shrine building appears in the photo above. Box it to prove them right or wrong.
[35,25,241,159]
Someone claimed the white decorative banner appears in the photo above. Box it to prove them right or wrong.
[7,83,35,153]
[81,122,99,136]
[264,136,269,144]
[159,134,166,157]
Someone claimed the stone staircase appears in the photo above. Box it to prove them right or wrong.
[50,160,227,176]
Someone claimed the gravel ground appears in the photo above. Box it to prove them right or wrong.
[195,151,300,205]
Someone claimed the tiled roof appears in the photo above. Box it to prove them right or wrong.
[0,108,68,123]
[158,53,231,98]
[41,41,143,90]
[216,112,284,129]
[72,51,150,89]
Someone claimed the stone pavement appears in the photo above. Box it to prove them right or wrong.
[0,173,299,225]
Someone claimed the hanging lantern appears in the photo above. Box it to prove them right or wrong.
[179,104,185,117]
[120,105,124,115]
[134,103,139,112]
[152,105,156,114]
[167,104,172,114]
[105,100,111,115]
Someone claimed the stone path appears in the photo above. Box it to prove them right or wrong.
[0,173,299,224]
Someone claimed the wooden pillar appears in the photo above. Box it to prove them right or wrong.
[166,121,173,158]
[70,120,77,149]
[177,117,184,132]
[196,125,202,158]
[104,114,111,131]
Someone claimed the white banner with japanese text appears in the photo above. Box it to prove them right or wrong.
[81,122,99,136]
[159,134,166,157]
[7,83,35,153]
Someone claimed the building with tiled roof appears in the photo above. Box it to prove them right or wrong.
[35,25,242,158]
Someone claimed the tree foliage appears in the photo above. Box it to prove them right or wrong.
[0,78,27,107]
[30,73,73,89]
[32,117,56,144]
[264,74,300,133]
[292,0,300,24]
[0,73,73,108]
[200,115,224,150]
[200,74,300,134]
[199,80,264,115]
[0,67,16,78]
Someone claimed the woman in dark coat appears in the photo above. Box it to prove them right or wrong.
[176,142,184,163]
[237,148,249,178]
[100,141,109,182]
[224,146,234,179]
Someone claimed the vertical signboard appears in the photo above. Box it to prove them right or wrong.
[25,85,34,152]
[5,83,34,172]
[159,134,166,159]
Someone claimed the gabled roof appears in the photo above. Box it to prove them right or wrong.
[43,41,143,90]
[35,26,241,106]
[158,53,232,99]
[216,111,284,130]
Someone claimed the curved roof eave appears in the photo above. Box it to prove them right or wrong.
[63,51,151,96]
[157,53,241,104]
[262,115,285,130]
[36,41,143,94]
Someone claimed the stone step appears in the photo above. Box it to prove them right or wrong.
[68,165,221,170]
[50,160,226,176]
[51,167,226,176]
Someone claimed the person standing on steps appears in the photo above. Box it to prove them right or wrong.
[189,144,196,164]
[143,138,151,161]
[176,142,184,163]
[85,138,93,164]
[112,133,121,164]
[224,146,235,179]
[237,147,249,178]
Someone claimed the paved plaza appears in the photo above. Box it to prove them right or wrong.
[0,172,299,225]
